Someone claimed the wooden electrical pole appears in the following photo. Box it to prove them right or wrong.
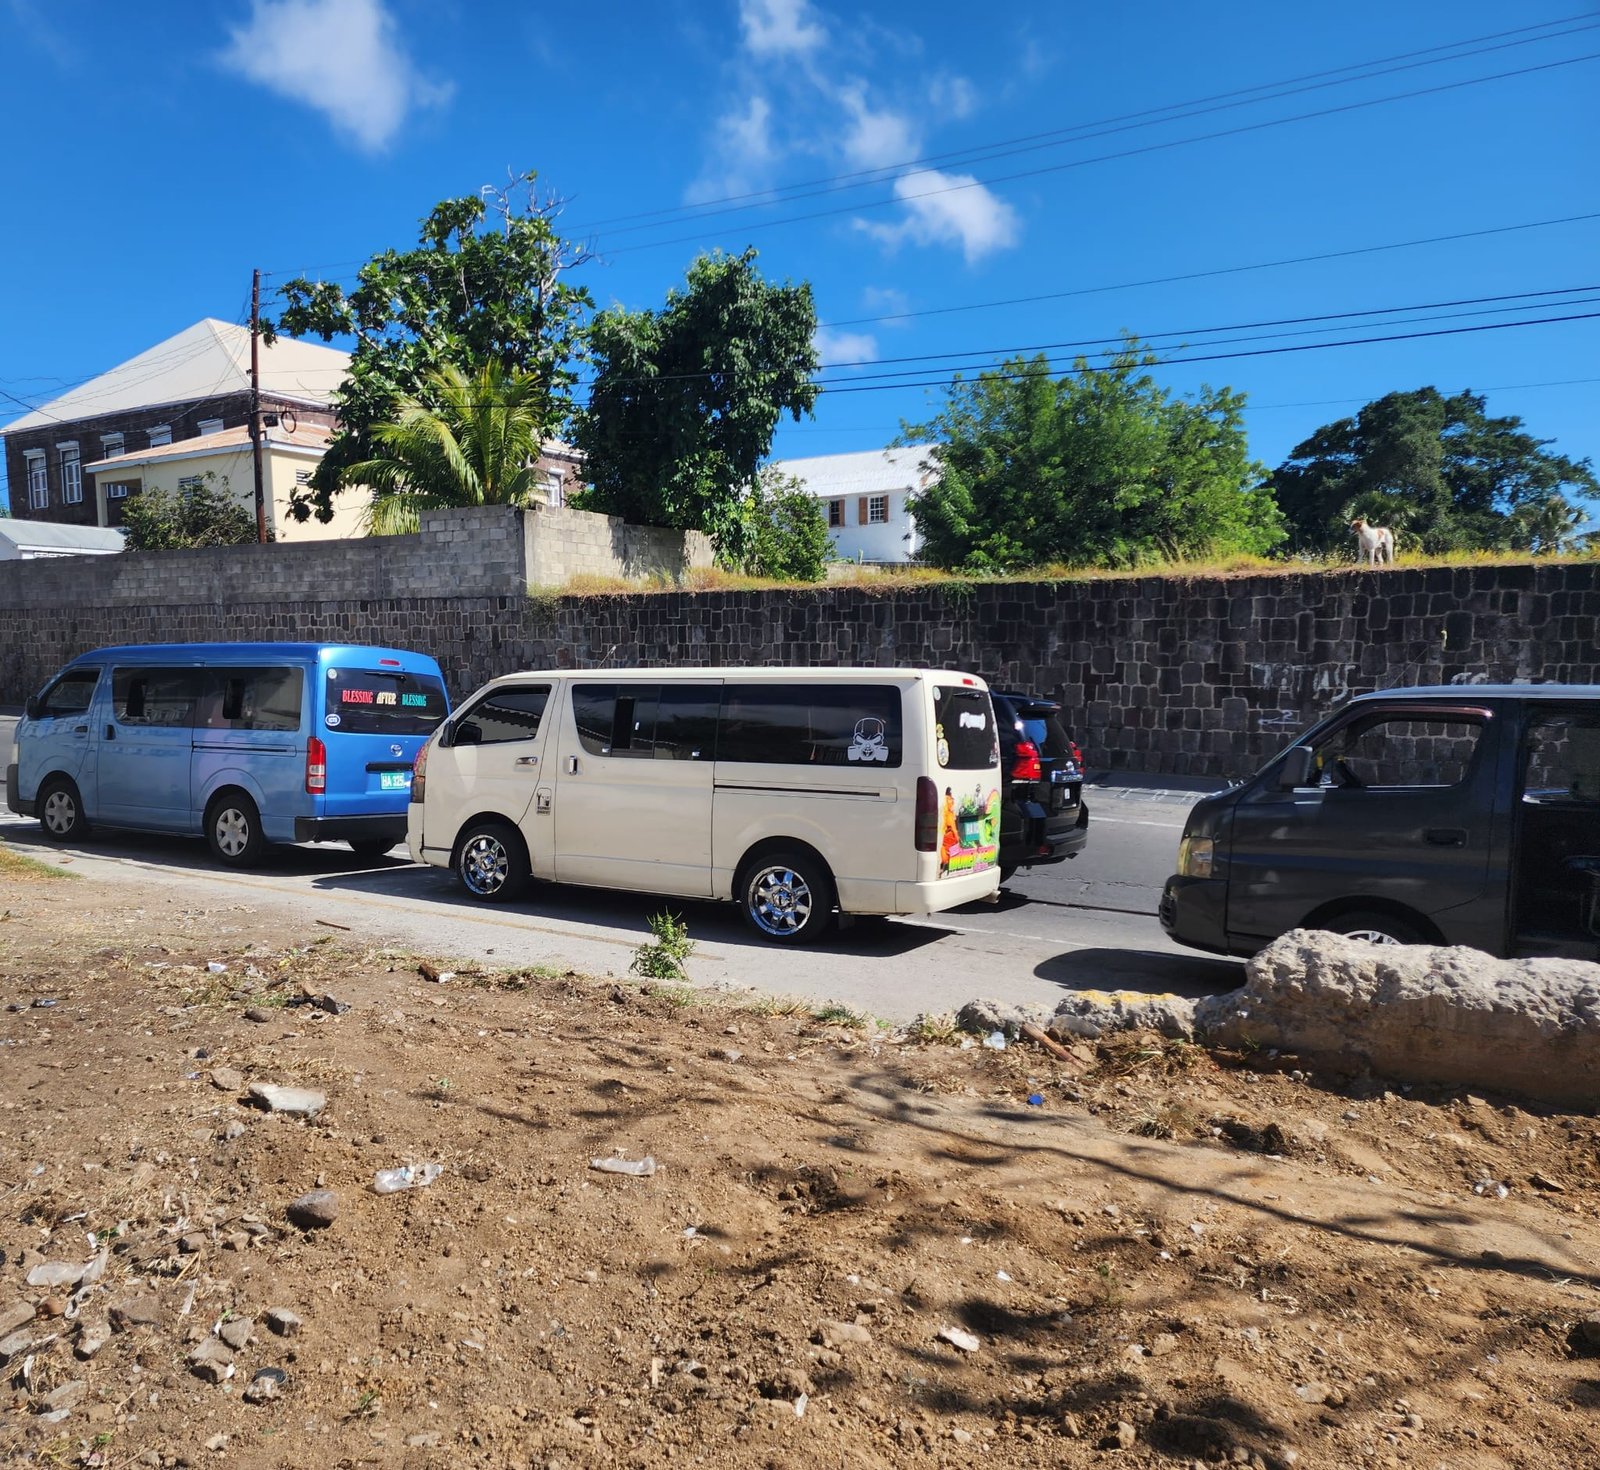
[250,268,267,544]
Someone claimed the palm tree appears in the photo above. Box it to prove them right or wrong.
[342,362,550,535]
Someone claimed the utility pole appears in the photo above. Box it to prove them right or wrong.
[250,268,266,544]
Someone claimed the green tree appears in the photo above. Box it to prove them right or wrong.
[270,172,591,523]
[574,249,820,559]
[1268,388,1599,556]
[344,362,549,534]
[120,473,257,550]
[901,344,1282,572]
[740,467,831,581]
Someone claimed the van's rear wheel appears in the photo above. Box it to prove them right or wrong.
[1321,910,1430,946]
[740,850,835,944]
[456,821,528,902]
[347,838,395,861]
[206,792,266,868]
[38,778,89,843]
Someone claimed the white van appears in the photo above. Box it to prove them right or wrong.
[407,668,1003,942]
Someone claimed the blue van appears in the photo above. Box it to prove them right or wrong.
[5,643,449,866]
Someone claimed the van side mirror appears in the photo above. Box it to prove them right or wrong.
[24,695,40,720]
[453,720,482,747]
[1277,746,1315,790]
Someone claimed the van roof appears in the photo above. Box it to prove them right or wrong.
[482,666,990,685]
[1349,683,1600,702]
[70,643,441,668]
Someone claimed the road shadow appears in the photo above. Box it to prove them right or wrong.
[1033,944,1241,997]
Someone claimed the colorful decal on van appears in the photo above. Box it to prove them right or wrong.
[938,785,1002,876]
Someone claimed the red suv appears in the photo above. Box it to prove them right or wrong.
[991,690,1089,882]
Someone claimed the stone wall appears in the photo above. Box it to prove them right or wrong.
[2,557,1594,778]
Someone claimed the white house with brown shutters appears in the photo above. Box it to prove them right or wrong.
[768,444,938,565]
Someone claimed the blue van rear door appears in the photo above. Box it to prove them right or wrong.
[319,663,449,821]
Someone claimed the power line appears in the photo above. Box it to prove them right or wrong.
[580,18,1600,239]
[600,50,1600,257]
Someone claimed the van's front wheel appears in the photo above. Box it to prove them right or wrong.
[456,821,528,902]
[740,851,835,944]
[206,792,266,868]
[38,778,89,843]
[1320,910,1431,946]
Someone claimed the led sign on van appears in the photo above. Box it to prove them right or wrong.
[341,688,401,706]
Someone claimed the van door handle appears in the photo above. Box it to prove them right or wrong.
[565,756,580,775]
[103,725,115,740]
[1425,828,1467,847]
[515,756,539,768]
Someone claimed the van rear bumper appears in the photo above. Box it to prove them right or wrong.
[293,814,407,845]
[895,866,1001,915]
[5,764,33,818]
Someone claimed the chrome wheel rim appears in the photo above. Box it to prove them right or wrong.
[749,865,813,938]
[1343,928,1403,945]
[214,807,250,858]
[42,789,75,835]
[462,834,509,895]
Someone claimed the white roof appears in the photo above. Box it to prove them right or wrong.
[1,319,349,434]
[0,520,126,554]
[769,444,940,498]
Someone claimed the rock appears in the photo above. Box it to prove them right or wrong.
[43,1380,86,1413]
[26,1260,88,1291]
[75,1322,110,1359]
[1195,931,1600,1108]
[109,1296,163,1331]
[189,1338,234,1383]
[204,1433,228,1452]
[816,1320,871,1348]
[1,1329,36,1362]
[759,1367,815,1399]
[248,1083,327,1117]
[39,1295,67,1318]
[224,1121,246,1142]
[938,1325,981,1353]
[286,1189,339,1228]
[1047,990,1197,1042]
[265,1306,303,1338]
[179,1233,206,1254]
[956,996,1055,1038]
[1568,1315,1600,1355]
[0,1302,36,1337]
[1111,1420,1137,1450]
[243,1367,287,1404]
[243,1007,274,1024]
[1149,1332,1180,1357]
[210,1066,245,1092]
[1295,1381,1331,1404]
[219,1317,254,1349]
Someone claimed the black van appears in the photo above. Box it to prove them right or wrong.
[1161,685,1600,959]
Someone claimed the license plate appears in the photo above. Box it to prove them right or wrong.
[380,771,410,791]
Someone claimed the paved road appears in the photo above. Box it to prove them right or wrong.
[0,713,1241,1021]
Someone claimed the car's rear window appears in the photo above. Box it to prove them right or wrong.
[324,667,448,736]
[934,686,999,770]
[1019,712,1073,759]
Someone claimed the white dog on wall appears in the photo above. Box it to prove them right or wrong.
[1350,516,1396,566]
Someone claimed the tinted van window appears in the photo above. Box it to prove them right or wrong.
[718,684,902,766]
[1313,714,1483,789]
[113,668,204,728]
[325,667,448,736]
[934,686,998,770]
[37,669,100,717]
[1524,713,1600,804]
[460,686,550,745]
[572,684,719,760]
[197,667,303,732]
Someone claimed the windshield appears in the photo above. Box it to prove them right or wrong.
[324,667,448,736]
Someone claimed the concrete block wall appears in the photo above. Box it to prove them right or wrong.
[2,559,1594,779]
[523,505,715,586]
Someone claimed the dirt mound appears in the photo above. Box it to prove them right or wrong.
[2,876,1598,1468]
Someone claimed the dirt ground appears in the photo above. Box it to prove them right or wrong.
[2,859,1599,1470]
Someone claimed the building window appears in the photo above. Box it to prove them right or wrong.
[147,424,171,447]
[827,498,845,528]
[867,495,889,525]
[100,432,124,461]
[25,451,48,510]
[294,469,312,486]
[197,418,224,436]
[545,468,565,507]
[106,482,132,499]
[58,444,82,504]
[177,476,203,490]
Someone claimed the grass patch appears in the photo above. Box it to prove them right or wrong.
[0,841,77,881]
[905,1012,960,1045]
[810,1002,870,1028]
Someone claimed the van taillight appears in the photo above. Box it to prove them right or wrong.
[411,742,429,801]
[915,776,938,852]
[1010,740,1042,782]
[306,736,327,795]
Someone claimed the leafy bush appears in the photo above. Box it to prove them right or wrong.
[630,912,696,981]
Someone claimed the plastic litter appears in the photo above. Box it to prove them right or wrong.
[1026,1093,1044,1106]
[590,1156,658,1178]
[982,1031,1007,1051]
[373,1163,443,1194]
[207,962,228,975]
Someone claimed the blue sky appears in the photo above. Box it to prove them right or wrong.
[2,0,1597,520]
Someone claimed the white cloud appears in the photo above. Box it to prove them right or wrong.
[686,93,777,202]
[857,169,1020,265]
[219,0,449,153]
[813,326,879,369]
[835,81,918,169]
[928,73,978,120]
[860,285,912,322]
[739,0,826,58]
